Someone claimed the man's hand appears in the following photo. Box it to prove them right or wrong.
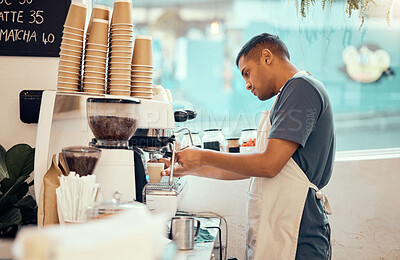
[175,147,204,171]
[161,147,205,177]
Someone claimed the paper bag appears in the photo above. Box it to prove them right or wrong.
[37,154,68,227]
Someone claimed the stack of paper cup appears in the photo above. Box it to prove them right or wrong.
[58,3,87,92]
[131,35,153,99]
[83,19,109,94]
[107,0,133,96]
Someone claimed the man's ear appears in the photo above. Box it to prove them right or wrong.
[262,49,273,65]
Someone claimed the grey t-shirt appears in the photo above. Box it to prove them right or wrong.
[268,74,335,258]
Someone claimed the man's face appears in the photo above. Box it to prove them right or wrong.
[238,55,275,101]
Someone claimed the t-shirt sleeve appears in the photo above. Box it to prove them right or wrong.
[268,78,323,147]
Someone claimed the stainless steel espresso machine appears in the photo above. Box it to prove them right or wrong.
[34,91,194,219]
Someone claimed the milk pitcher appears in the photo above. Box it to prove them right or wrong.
[170,216,201,250]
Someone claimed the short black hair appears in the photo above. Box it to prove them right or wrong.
[235,33,290,67]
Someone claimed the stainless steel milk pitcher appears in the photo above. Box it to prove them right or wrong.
[170,216,201,250]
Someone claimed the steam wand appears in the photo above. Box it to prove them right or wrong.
[169,141,176,186]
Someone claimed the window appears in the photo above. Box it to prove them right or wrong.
[92,0,400,151]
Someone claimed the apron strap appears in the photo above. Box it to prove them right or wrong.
[309,184,332,215]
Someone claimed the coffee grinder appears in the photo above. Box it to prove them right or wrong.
[86,97,143,202]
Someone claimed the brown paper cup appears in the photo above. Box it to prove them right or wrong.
[84,65,106,74]
[84,88,105,94]
[109,90,131,96]
[84,59,106,67]
[63,31,84,41]
[109,57,131,63]
[58,75,79,84]
[64,25,85,36]
[111,34,132,41]
[87,5,110,34]
[110,46,132,52]
[61,37,84,48]
[111,0,132,24]
[85,49,108,59]
[58,65,80,74]
[85,55,107,63]
[111,23,133,30]
[59,48,82,57]
[83,80,105,87]
[131,77,152,83]
[130,86,153,92]
[110,39,133,47]
[83,76,105,84]
[109,62,131,69]
[108,73,131,80]
[131,81,152,87]
[132,35,152,66]
[86,43,108,50]
[85,71,106,78]
[131,92,153,98]
[87,19,109,46]
[108,68,131,75]
[131,70,153,77]
[109,83,131,89]
[109,79,131,85]
[61,42,82,52]
[58,70,80,78]
[60,53,82,63]
[57,81,79,89]
[64,3,87,30]
[131,75,152,80]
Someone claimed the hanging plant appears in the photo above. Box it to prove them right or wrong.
[297,0,394,29]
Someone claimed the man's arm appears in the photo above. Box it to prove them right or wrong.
[164,164,249,180]
[176,137,299,178]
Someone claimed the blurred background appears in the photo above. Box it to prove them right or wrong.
[93,0,400,151]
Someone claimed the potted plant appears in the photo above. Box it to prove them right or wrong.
[0,143,36,257]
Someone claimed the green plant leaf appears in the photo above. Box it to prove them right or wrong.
[5,144,35,183]
[15,195,37,225]
[0,178,13,194]
[0,145,8,179]
[0,175,29,212]
[0,208,22,230]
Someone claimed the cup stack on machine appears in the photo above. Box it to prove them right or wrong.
[57,1,154,99]
[57,3,87,92]
[131,35,153,99]
[83,19,109,94]
[82,5,110,95]
[107,0,134,96]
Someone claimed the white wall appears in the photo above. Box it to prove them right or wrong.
[180,156,400,259]
[0,56,58,150]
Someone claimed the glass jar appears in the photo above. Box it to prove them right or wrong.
[239,128,257,153]
[226,137,240,153]
[181,132,202,148]
[202,129,226,152]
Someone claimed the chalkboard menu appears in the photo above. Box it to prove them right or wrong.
[0,0,71,57]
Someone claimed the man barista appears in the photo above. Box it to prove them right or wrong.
[164,33,335,260]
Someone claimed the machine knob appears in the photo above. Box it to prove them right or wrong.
[174,109,188,122]
[185,109,197,120]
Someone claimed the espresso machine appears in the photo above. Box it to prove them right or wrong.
[34,90,194,219]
